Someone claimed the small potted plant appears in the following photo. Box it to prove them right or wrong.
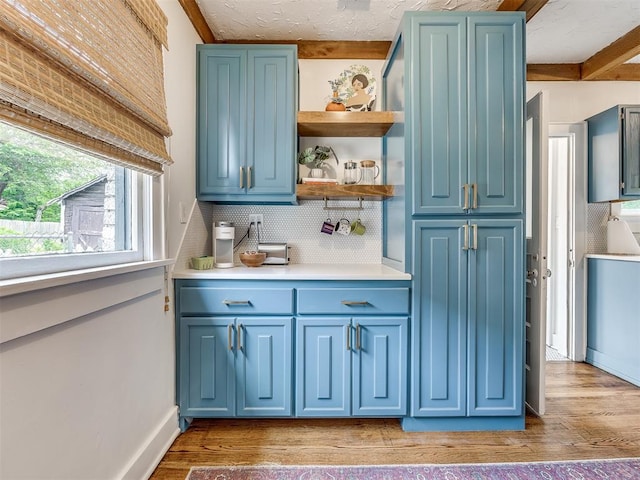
[297,145,339,179]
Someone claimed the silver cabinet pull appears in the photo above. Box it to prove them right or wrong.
[472,183,478,209]
[472,224,478,250]
[356,323,361,351]
[341,300,369,306]
[239,166,244,188]
[227,324,234,351]
[237,323,243,351]
[223,300,251,305]
[462,224,469,251]
[346,324,351,351]
[247,166,252,189]
[462,184,470,210]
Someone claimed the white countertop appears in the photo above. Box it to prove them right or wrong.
[585,254,640,263]
[172,263,412,281]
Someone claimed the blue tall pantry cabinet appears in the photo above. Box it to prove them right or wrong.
[382,12,526,431]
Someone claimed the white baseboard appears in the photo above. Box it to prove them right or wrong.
[117,406,180,480]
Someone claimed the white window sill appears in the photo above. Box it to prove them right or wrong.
[0,259,175,298]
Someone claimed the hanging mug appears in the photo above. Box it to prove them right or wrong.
[321,218,335,235]
[335,218,351,236]
[350,218,366,235]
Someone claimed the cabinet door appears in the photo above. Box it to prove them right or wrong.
[352,317,408,416]
[296,317,351,416]
[197,48,246,197]
[236,317,292,417]
[411,15,467,215]
[468,220,523,416]
[468,15,524,214]
[411,220,467,417]
[622,106,640,197]
[246,48,296,197]
[179,317,235,417]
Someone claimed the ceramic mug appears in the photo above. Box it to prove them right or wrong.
[335,218,351,236]
[321,218,335,234]
[350,218,366,235]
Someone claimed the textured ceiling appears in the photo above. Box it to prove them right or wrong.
[195,0,640,64]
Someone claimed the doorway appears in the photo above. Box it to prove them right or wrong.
[546,134,571,359]
[547,123,588,363]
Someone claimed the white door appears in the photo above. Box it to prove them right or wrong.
[525,92,549,416]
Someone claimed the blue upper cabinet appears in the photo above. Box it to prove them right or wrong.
[197,45,297,204]
[587,105,640,202]
[408,13,524,216]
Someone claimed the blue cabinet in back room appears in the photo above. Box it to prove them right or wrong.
[196,45,297,204]
[587,105,640,202]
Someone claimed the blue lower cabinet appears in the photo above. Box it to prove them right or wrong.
[409,220,524,427]
[178,316,292,428]
[296,317,408,417]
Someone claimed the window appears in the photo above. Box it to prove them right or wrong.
[0,122,148,280]
[0,0,172,282]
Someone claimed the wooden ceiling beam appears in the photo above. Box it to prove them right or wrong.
[178,0,216,43]
[588,64,640,82]
[527,64,581,81]
[497,0,548,21]
[215,40,391,59]
[518,0,549,21]
[179,0,638,80]
[497,0,526,11]
[581,26,640,80]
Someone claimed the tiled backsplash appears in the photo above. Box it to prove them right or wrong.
[587,203,609,253]
[175,200,382,270]
[174,198,621,271]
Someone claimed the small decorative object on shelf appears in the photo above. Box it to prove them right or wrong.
[297,145,340,180]
[326,79,346,111]
[326,65,376,112]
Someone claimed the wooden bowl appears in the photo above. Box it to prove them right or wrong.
[239,251,266,267]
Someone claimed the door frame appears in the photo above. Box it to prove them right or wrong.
[548,123,588,362]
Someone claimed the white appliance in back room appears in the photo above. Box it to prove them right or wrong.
[214,221,235,268]
[607,216,640,254]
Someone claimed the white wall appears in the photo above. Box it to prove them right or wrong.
[0,4,201,480]
[162,1,202,261]
[526,81,640,122]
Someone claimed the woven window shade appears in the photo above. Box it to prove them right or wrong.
[0,0,172,175]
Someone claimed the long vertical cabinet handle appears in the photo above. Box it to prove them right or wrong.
[346,324,351,351]
[462,184,470,210]
[239,167,244,188]
[472,224,478,250]
[472,183,478,209]
[227,324,234,351]
[247,167,252,189]
[356,324,361,351]
[237,323,243,351]
[462,224,469,251]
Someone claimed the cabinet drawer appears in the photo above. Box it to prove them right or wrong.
[179,287,294,315]
[297,288,410,315]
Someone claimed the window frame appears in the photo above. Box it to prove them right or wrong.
[0,171,155,281]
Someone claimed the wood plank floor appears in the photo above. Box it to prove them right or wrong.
[149,362,640,480]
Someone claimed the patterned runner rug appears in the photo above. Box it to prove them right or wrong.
[186,458,640,479]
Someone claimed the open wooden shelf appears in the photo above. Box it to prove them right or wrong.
[297,111,397,137]
[296,184,394,200]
